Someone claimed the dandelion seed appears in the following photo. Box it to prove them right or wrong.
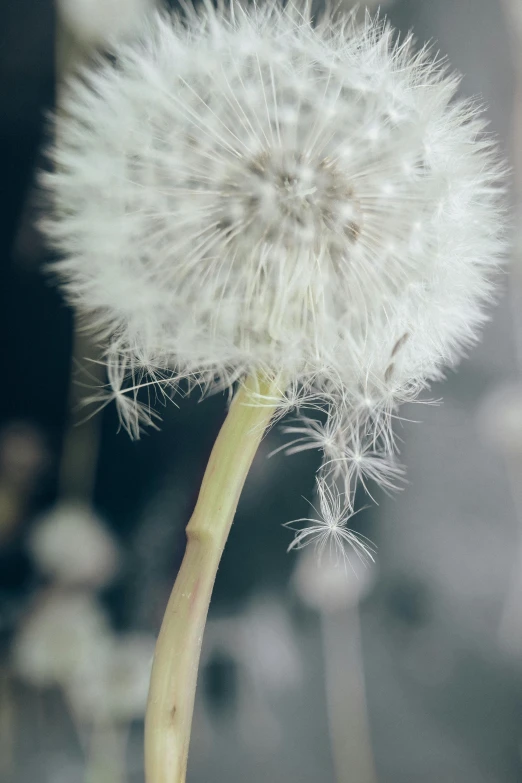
[323,420,405,500]
[285,476,375,565]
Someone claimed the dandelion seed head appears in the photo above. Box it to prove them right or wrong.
[45,4,504,384]
[43,2,506,555]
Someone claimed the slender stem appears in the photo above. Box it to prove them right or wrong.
[321,607,377,783]
[145,373,280,783]
[0,669,14,782]
[498,0,522,656]
[84,718,129,783]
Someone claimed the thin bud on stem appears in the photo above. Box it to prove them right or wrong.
[144,374,280,783]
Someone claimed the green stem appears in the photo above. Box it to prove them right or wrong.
[145,374,280,783]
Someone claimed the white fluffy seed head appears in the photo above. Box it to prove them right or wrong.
[43,2,506,554]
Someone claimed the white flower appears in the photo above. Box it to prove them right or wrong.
[12,589,111,688]
[28,501,120,587]
[43,3,505,552]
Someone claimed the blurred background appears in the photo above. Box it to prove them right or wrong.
[2,0,522,781]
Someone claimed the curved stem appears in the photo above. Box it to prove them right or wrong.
[145,374,280,783]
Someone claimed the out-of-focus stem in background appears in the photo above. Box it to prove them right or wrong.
[293,548,378,783]
[494,0,522,658]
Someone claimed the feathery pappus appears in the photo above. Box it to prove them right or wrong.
[43,1,506,555]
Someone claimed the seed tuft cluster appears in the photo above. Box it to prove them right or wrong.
[43,3,505,553]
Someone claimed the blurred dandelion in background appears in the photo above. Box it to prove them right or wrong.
[28,502,120,587]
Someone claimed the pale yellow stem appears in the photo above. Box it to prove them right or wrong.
[145,374,280,783]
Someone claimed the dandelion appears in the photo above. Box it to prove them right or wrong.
[44,4,504,505]
[42,3,505,781]
[28,501,120,588]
